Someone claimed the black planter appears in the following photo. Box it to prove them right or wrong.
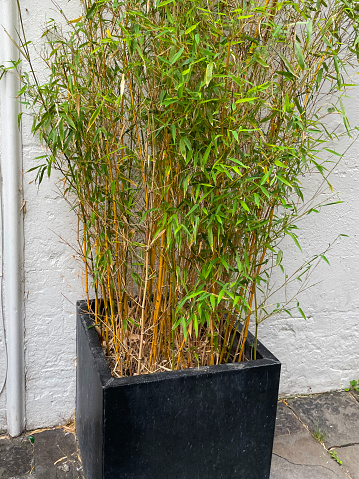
[76,300,281,479]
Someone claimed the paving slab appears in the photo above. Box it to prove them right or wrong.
[32,429,84,479]
[0,436,34,478]
[288,391,359,448]
[0,428,84,479]
[350,389,359,404]
[270,402,348,479]
[332,445,359,479]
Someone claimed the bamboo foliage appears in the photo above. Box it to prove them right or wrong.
[16,0,359,376]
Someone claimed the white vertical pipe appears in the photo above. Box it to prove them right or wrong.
[1,0,25,437]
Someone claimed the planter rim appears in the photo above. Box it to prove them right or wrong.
[77,299,280,389]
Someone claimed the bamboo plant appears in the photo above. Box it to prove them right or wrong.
[13,0,359,376]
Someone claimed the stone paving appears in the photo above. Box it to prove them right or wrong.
[0,427,84,479]
[0,389,358,478]
[271,389,359,479]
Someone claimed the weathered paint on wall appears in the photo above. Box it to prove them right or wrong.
[0,0,358,430]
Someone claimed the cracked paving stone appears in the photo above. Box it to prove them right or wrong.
[331,445,359,479]
[274,402,304,437]
[0,436,34,479]
[287,391,359,449]
[270,402,347,479]
[351,389,359,404]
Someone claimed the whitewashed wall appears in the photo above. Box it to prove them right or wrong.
[0,0,358,431]
[0,101,5,432]
[260,83,359,395]
[0,0,82,432]
[21,0,82,431]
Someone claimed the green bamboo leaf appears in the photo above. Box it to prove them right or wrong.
[259,185,270,198]
[86,3,97,19]
[276,250,283,265]
[158,0,174,6]
[201,142,212,166]
[276,70,296,81]
[218,289,226,303]
[235,97,258,104]
[323,148,343,157]
[255,56,269,68]
[307,20,313,43]
[230,158,248,168]
[220,257,229,272]
[208,226,213,249]
[58,119,64,142]
[186,291,203,300]
[179,137,186,157]
[205,62,214,86]
[260,170,270,185]
[239,200,250,212]
[87,103,102,130]
[295,41,305,70]
[182,318,188,339]
[320,254,330,265]
[297,303,307,321]
[278,52,298,78]
[287,231,302,251]
[63,114,76,130]
[231,130,239,143]
[193,315,199,337]
[236,255,243,273]
[276,174,292,187]
[340,99,351,136]
[334,56,341,87]
[171,124,176,143]
[170,46,184,65]
[185,23,199,34]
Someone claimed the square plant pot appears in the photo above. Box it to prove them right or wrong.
[76,300,281,479]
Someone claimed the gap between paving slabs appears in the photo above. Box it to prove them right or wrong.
[271,401,349,479]
[279,390,359,479]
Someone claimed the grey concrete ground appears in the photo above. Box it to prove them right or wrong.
[0,389,358,478]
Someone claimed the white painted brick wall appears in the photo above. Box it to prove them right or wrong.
[20,0,83,431]
[0,0,82,431]
[0,0,358,430]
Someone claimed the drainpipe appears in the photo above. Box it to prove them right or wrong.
[0,0,25,437]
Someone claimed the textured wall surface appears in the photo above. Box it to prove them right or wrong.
[0,1,358,431]
[20,0,82,431]
[0,0,82,431]
[260,84,359,395]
